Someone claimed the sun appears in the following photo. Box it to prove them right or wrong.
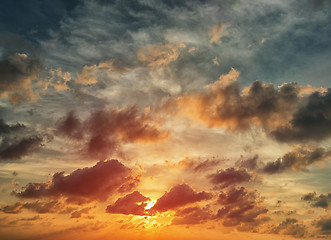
[144,199,156,210]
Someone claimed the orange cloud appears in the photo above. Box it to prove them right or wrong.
[76,60,128,85]
[14,160,139,204]
[137,42,186,67]
[208,23,228,44]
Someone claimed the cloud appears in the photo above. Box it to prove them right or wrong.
[0,52,41,105]
[262,145,330,174]
[70,207,93,218]
[235,155,259,170]
[315,216,331,234]
[172,206,213,225]
[0,135,43,161]
[137,42,186,67]
[0,119,44,161]
[166,157,223,172]
[0,202,23,214]
[76,60,128,85]
[106,191,150,216]
[56,107,169,159]
[14,159,139,204]
[271,89,331,142]
[268,218,307,238]
[302,192,331,209]
[208,168,251,188]
[0,119,25,134]
[164,69,303,131]
[152,184,212,212]
[208,23,228,44]
[215,187,268,227]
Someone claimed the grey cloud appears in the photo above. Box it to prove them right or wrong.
[268,218,307,238]
[272,89,331,142]
[302,192,331,209]
[262,146,329,174]
[208,168,251,188]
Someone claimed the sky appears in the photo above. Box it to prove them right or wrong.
[0,0,331,239]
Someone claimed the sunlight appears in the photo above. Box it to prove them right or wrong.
[144,199,156,210]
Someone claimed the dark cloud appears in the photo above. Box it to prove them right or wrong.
[262,146,329,174]
[166,75,301,131]
[106,191,150,216]
[14,159,139,204]
[0,135,43,161]
[70,207,93,218]
[0,119,25,134]
[268,218,307,238]
[56,111,83,139]
[0,118,45,162]
[272,89,331,142]
[208,168,251,188]
[301,192,331,209]
[56,107,168,159]
[0,202,23,214]
[22,200,61,214]
[172,206,213,225]
[215,187,268,227]
[315,216,331,234]
[152,184,212,212]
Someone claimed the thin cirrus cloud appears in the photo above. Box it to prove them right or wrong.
[13,160,140,204]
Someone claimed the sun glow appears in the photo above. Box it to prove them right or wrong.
[144,199,156,210]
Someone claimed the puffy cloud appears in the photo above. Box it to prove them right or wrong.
[268,218,307,238]
[208,23,228,44]
[301,192,331,209]
[215,187,268,227]
[106,191,150,216]
[272,89,331,142]
[262,146,330,174]
[172,206,213,225]
[0,136,43,161]
[0,52,41,105]
[14,159,139,204]
[0,119,44,161]
[208,168,251,188]
[152,184,212,212]
[315,216,331,234]
[137,42,186,67]
[56,107,169,159]
[164,69,302,131]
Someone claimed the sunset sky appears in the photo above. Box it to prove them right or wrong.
[0,0,331,239]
